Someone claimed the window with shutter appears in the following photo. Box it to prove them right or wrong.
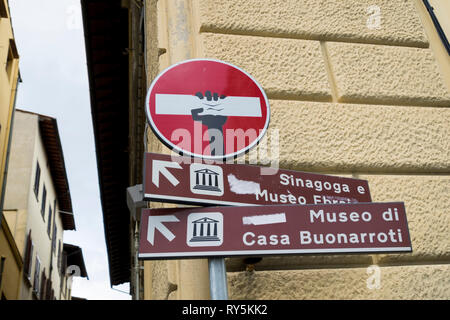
[41,185,47,217]
[23,231,34,280]
[61,251,67,276]
[0,256,5,290]
[33,162,41,198]
[45,278,52,300]
[57,240,61,269]
[40,269,46,300]
[28,244,34,281]
[52,199,57,245]
[0,0,9,18]
[52,223,57,252]
[5,39,18,82]
[47,205,52,236]
[33,256,41,297]
[23,231,31,276]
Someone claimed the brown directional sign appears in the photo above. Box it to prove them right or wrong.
[138,202,412,259]
[143,152,372,206]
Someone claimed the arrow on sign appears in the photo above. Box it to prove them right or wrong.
[152,160,182,187]
[147,215,180,245]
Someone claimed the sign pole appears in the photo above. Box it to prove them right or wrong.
[208,257,228,300]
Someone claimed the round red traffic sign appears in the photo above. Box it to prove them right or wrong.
[145,59,270,160]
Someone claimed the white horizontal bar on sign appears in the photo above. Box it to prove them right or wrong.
[242,213,286,226]
[155,94,262,117]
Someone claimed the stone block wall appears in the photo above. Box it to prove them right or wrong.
[144,0,450,299]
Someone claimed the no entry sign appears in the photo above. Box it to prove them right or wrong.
[145,59,270,160]
[143,152,372,206]
[138,202,412,259]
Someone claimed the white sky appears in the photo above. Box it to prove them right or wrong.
[9,0,130,300]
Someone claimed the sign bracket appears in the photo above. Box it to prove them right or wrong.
[127,184,146,220]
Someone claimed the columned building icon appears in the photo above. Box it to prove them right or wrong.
[190,217,220,242]
[193,168,221,192]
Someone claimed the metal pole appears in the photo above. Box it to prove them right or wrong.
[134,221,140,300]
[208,257,228,300]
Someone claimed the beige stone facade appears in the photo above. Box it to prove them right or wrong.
[0,0,20,300]
[139,0,450,300]
[0,0,19,204]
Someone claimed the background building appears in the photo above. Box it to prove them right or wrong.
[0,0,20,300]
[3,110,87,299]
[82,0,450,299]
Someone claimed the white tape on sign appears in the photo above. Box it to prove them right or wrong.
[155,94,262,117]
[227,174,261,195]
[242,213,287,226]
